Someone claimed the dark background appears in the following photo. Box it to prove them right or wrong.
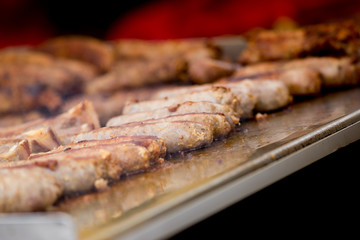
[2,0,360,48]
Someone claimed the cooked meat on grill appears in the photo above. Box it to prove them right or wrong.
[0,54,75,113]
[0,83,46,114]
[215,80,258,119]
[232,67,322,96]
[108,112,233,139]
[150,83,254,119]
[1,141,162,194]
[0,167,63,212]
[53,59,99,83]
[1,153,111,195]
[45,101,100,144]
[32,136,166,164]
[113,39,221,61]
[20,127,60,153]
[0,101,100,145]
[85,57,187,94]
[233,56,360,89]
[0,63,84,94]
[188,58,237,84]
[32,143,160,178]
[239,20,360,64]
[0,47,54,65]
[72,120,214,153]
[216,79,293,114]
[0,47,99,85]
[107,101,240,127]
[0,139,30,162]
[62,88,156,126]
[0,69,72,115]
[283,57,360,88]
[150,78,292,119]
[0,126,59,156]
[244,80,292,112]
[0,111,44,128]
[36,35,115,72]
[123,86,241,116]
[269,68,321,95]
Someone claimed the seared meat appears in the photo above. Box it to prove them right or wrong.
[216,80,258,119]
[62,88,156,126]
[2,142,162,194]
[1,153,112,194]
[262,68,321,96]
[150,83,254,118]
[122,86,241,116]
[0,83,44,114]
[0,139,30,162]
[283,57,360,87]
[112,39,224,85]
[53,59,98,83]
[32,136,166,164]
[113,39,220,61]
[0,167,63,212]
[0,101,100,145]
[239,20,360,64]
[0,46,99,86]
[150,79,292,119]
[20,127,60,153]
[85,57,187,94]
[45,101,100,144]
[233,67,322,96]
[216,79,293,114]
[36,35,115,72]
[0,63,83,94]
[0,54,98,114]
[106,101,240,127]
[0,111,44,128]
[188,58,237,84]
[234,56,360,89]
[239,29,305,64]
[245,80,292,112]
[0,47,54,65]
[108,112,233,139]
[72,120,214,153]
[0,126,60,156]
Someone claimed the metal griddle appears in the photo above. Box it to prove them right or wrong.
[1,86,359,240]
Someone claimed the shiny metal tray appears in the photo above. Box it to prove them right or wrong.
[3,87,359,240]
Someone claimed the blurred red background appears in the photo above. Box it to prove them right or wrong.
[1,0,360,48]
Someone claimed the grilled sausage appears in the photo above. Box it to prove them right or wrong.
[107,101,240,127]
[108,112,233,139]
[122,86,241,116]
[2,143,161,194]
[238,20,360,64]
[85,58,187,94]
[0,101,100,145]
[31,136,166,164]
[72,120,214,153]
[0,167,63,212]
[36,35,115,72]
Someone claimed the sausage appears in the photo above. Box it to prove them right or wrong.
[107,101,240,127]
[72,120,214,153]
[122,86,242,116]
[0,167,63,212]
